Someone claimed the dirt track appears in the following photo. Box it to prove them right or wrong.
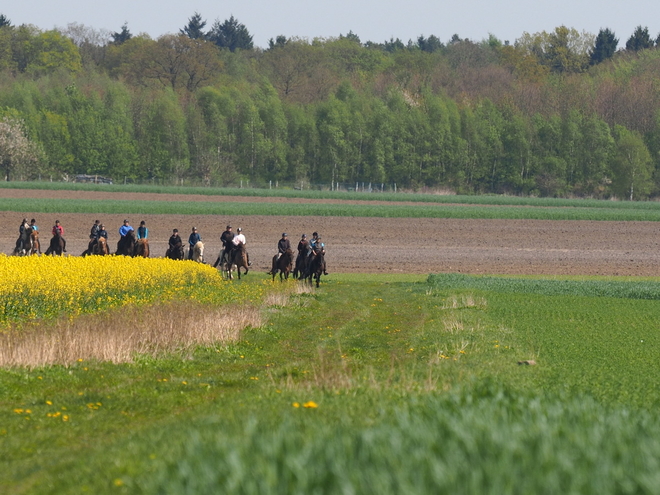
[3,189,660,276]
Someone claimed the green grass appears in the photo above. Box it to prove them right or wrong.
[5,197,660,221]
[6,180,660,210]
[3,273,660,493]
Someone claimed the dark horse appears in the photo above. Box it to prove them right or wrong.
[272,248,293,282]
[293,251,308,280]
[116,230,136,256]
[134,239,149,258]
[166,243,185,260]
[227,242,249,280]
[13,227,33,256]
[44,231,65,256]
[305,251,324,288]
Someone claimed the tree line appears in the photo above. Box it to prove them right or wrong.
[1,13,660,198]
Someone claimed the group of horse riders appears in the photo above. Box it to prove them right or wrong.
[268,231,328,279]
[14,218,328,279]
[211,224,252,268]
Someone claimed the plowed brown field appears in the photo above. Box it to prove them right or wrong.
[3,189,660,276]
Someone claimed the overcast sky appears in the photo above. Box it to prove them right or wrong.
[4,0,659,49]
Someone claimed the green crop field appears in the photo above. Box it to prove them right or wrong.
[3,196,660,221]
[5,180,660,210]
[3,272,660,494]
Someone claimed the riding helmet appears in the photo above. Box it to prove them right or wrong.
[237,227,242,232]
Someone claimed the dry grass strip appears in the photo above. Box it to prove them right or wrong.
[0,302,262,368]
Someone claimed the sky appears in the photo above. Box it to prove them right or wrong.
[4,0,659,49]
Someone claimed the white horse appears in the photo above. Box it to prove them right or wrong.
[192,241,204,262]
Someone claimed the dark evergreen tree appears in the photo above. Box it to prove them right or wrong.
[417,35,443,53]
[268,35,287,50]
[590,28,618,65]
[383,37,405,52]
[340,30,361,44]
[207,16,253,52]
[625,26,653,51]
[111,23,132,45]
[180,12,207,39]
[0,14,11,28]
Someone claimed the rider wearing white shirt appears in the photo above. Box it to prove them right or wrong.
[231,227,252,266]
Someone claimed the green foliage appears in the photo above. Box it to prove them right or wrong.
[4,273,660,492]
[3,23,660,197]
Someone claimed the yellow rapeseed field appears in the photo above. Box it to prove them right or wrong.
[0,255,262,325]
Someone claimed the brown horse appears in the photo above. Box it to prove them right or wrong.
[227,242,249,280]
[116,230,136,256]
[30,229,41,255]
[91,236,109,255]
[134,238,149,258]
[44,231,65,256]
[272,248,293,282]
[305,251,324,288]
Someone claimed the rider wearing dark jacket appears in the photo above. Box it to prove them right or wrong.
[168,229,183,258]
[270,233,291,274]
[213,225,234,268]
[188,227,202,260]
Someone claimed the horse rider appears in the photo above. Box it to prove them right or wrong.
[136,220,148,240]
[119,219,133,238]
[87,219,101,252]
[309,232,319,254]
[214,225,234,268]
[29,219,38,232]
[52,220,66,252]
[297,233,310,255]
[17,218,29,252]
[168,228,183,257]
[188,227,202,260]
[310,234,329,275]
[269,232,291,275]
[230,227,252,266]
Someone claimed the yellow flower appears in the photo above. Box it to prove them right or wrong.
[303,401,318,408]
[292,402,300,408]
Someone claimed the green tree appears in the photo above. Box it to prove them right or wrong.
[208,16,253,52]
[29,30,82,74]
[0,14,11,28]
[590,28,618,65]
[609,125,653,200]
[625,26,654,51]
[180,12,207,40]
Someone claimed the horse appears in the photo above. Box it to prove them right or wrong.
[13,227,33,256]
[293,251,308,280]
[134,238,149,258]
[166,243,185,260]
[92,237,109,255]
[226,242,249,280]
[191,241,204,263]
[116,230,136,256]
[44,231,65,256]
[272,248,293,282]
[305,251,324,288]
[30,229,41,255]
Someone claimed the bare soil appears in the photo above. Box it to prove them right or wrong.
[4,189,660,276]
